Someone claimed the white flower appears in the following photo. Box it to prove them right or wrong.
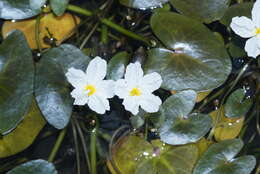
[66,57,114,114]
[230,0,260,58]
[114,62,162,115]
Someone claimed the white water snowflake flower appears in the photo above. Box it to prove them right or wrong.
[230,0,260,58]
[114,62,162,115]
[66,57,114,114]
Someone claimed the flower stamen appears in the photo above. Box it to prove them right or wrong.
[255,28,260,35]
[130,88,141,96]
[85,85,96,96]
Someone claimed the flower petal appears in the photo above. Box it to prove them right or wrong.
[114,79,128,99]
[122,97,140,115]
[140,94,162,113]
[230,16,255,38]
[66,68,87,88]
[125,62,143,87]
[252,0,260,27]
[97,80,115,98]
[88,95,109,114]
[86,56,107,83]
[71,89,88,105]
[141,72,162,93]
[245,36,260,58]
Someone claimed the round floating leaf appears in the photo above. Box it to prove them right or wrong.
[2,13,80,49]
[162,90,197,120]
[193,139,256,174]
[0,0,46,20]
[159,90,212,145]
[50,0,69,16]
[147,12,231,91]
[160,113,212,145]
[107,51,130,80]
[35,44,90,129]
[7,159,57,174]
[119,0,168,9]
[0,99,46,158]
[211,107,244,141]
[225,89,252,118]
[108,135,198,174]
[0,30,34,135]
[220,2,253,26]
[169,0,230,23]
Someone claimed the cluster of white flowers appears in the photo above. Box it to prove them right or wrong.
[66,56,162,115]
[230,0,260,58]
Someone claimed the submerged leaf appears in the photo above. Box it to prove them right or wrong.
[0,30,34,135]
[0,0,46,20]
[2,13,80,49]
[108,135,198,174]
[35,44,90,129]
[7,159,57,174]
[0,99,46,158]
[211,107,244,141]
[169,0,231,23]
[147,12,231,92]
[193,139,256,174]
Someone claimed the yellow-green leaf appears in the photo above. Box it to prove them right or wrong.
[0,99,46,158]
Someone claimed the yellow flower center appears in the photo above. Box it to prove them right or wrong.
[130,88,141,96]
[255,28,260,35]
[84,85,96,96]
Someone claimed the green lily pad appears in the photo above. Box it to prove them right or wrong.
[169,0,230,23]
[50,0,69,16]
[0,99,46,158]
[0,30,34,135]
[35,44,90,129]
[0,0,46,20]
[109,135,198,174]
[119,0,168,9]
[224,89,252,118]
[159,90,212,145]
[7,159,57,174]
[193,139,256,174]
[146,12,231,92]
[107,51,130,80]
[220,2,253,26]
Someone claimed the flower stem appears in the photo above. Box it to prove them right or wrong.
[48,128,67,162]
[101,25,108,44]
[90,127,97,174]
[67,5,152,46]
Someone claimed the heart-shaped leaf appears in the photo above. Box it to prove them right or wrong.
[107,51,130,80]
[7,159,57,174]
[220,2,253,26]
[0,99,46,158]
[211,107,244,142]
[225,89,252,118]
[50,0,69,16]
[2,13,80,49]
[108,135,199,174]
[0,0,46,20]
[169,0,231,23]
[159,90,212,145]
[193,139,256,174]
[35,44,90,129]
[119,0,168,9]
[160,113,212,145]
[0,30,34,135]
[146,12,231,91]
